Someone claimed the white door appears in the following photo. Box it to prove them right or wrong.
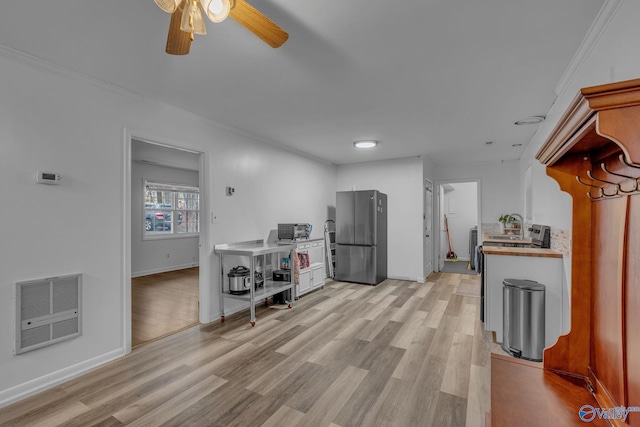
[424,180,434,278]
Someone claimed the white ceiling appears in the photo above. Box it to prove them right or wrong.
[0,0,605,165]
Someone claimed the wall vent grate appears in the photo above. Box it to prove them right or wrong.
[16,274,82,354]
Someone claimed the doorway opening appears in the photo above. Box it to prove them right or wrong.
[131,267,199,347]
[436,180,480,275]
[127,137,206,349]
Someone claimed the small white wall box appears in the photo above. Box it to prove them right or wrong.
[15,274,82,354]
[36,171,62,185]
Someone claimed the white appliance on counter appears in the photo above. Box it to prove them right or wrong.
[277,223,312,241]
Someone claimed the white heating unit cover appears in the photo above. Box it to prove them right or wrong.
[15,274,82,354]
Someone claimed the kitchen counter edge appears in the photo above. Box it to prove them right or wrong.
[482,246,563,258]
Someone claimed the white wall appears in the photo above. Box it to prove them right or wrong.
[0,51,336,406]
[209,136,338,317]
[442,182,477,261]
[519,0,640,232]
[434,160,520,226]
[432,161,518,272]
[131,161,200,276]
[336,157,424,281]
[519,0,640,235]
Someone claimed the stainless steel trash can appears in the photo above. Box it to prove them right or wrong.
[502,279,545,362]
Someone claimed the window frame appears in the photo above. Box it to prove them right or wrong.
[143,180,200,240]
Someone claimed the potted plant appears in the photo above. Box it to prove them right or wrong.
[499,214,515,233]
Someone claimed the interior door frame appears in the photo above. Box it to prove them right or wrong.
[433,178,482,272]
[423,179,434,281]
[123,129,210,354]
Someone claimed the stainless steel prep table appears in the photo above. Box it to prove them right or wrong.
[214,240,296,326]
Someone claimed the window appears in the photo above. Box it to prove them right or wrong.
[144,181,199,238]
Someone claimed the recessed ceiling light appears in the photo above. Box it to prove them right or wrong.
[512,143,523,147]
[354,140,378,149]
[514,115,546,125]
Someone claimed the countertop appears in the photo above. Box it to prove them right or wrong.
[214,239,296,256]
[277,238,324,245]
[482,246,562,258]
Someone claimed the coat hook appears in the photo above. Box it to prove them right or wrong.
[576,175,604,199]
[619,153,640,170]
[586,170,620,196]
[601,163,639,193]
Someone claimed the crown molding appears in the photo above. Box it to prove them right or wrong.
[0,45,142,101]
[554,0,624,98]
[0,44,333,166]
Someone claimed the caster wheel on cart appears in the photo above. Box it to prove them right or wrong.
[251,322,255,327]
[288,304,292,309]
[221,315,225,323]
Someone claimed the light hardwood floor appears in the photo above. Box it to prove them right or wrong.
[0,272,492,427]
[132,267,200,347]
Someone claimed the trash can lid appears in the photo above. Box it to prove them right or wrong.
[503,278,545,291]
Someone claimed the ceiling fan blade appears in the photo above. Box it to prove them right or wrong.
[166,8,192,55]
[229,0,288,48]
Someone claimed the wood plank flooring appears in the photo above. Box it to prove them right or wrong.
[131,267,199,347]
[0,272,493,427]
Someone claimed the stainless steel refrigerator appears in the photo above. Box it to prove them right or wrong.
[335,190,388,285]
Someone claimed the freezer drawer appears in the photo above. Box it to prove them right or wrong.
[335,244,381,285]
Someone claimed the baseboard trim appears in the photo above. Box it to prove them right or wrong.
[131,263,199,278]
[444,257,470,262]
[387,275,421,282]
[0,348,126,409]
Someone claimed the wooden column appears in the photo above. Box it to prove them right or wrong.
[536,78,640,426]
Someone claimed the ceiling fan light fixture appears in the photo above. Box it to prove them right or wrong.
[203,0,233,23]
[154,0,182,13]
[181,0,207,34]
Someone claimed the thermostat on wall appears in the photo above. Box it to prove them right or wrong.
[36,171,62,185]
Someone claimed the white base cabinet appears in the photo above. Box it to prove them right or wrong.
[293,239,326,297]
[484,253,564,348]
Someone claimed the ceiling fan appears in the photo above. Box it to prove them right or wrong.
[154,0,289,55]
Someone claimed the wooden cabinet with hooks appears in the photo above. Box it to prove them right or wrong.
[490,78,640,426]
